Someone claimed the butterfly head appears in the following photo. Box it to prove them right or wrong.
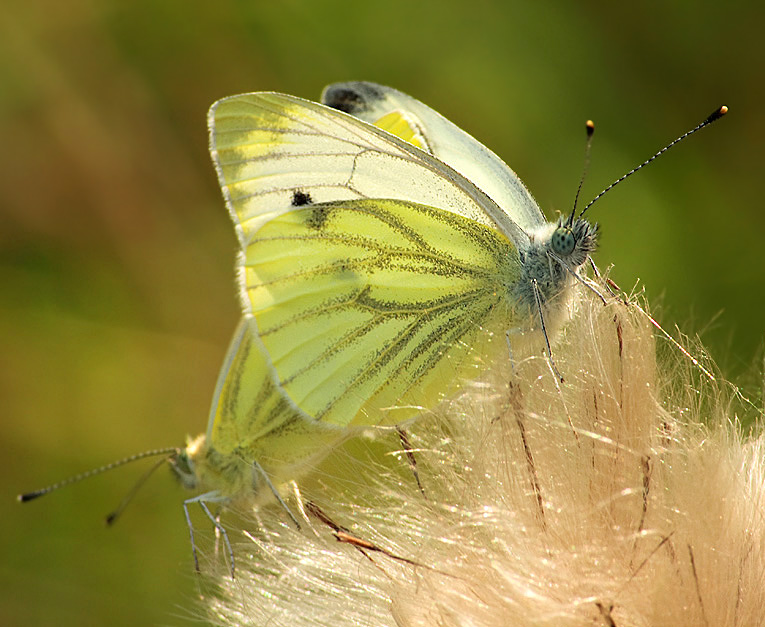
[550,215,599,269]
[168,434,207,491]
[169,434,258,502]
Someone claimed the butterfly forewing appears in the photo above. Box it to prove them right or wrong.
[208,93,528,248]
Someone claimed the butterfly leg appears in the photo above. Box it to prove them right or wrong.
[587,256,623,301]
[531,278,563,381]
[181,498,201,573]
[198,499,235,578]
[183,491,233,576]
[548,250,608,305]
[571,269,608,305]
[253,460,302,530]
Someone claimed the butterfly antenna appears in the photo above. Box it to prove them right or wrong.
[18,447,179,503]
[105,455,172,525]
[568,119,595,227]
[578,105,728,220]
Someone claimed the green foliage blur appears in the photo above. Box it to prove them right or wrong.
[1,1,763,625]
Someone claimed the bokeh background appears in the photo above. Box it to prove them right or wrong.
[2,1,763,625]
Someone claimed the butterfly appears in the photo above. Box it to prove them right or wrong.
[169,82,598,504]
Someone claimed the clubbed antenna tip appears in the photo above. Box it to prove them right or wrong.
[578,104,729,219]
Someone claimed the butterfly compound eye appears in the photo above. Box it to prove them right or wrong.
[551,226,576,256]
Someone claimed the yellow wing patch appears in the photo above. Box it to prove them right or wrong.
[372,111,430,151]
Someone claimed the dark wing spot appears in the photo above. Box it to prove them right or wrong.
[322,83,383,116]
[322,87,365,114]
[291,190,313,207]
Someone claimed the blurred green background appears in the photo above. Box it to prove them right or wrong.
[2,1,763,625]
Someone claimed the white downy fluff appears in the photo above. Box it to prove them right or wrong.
[195,293,765,627]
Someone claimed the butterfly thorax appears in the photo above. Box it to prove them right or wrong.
[514,215,598,313]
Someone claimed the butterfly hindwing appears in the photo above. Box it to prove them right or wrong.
[245,198,521,427]
[204,316,349,481]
